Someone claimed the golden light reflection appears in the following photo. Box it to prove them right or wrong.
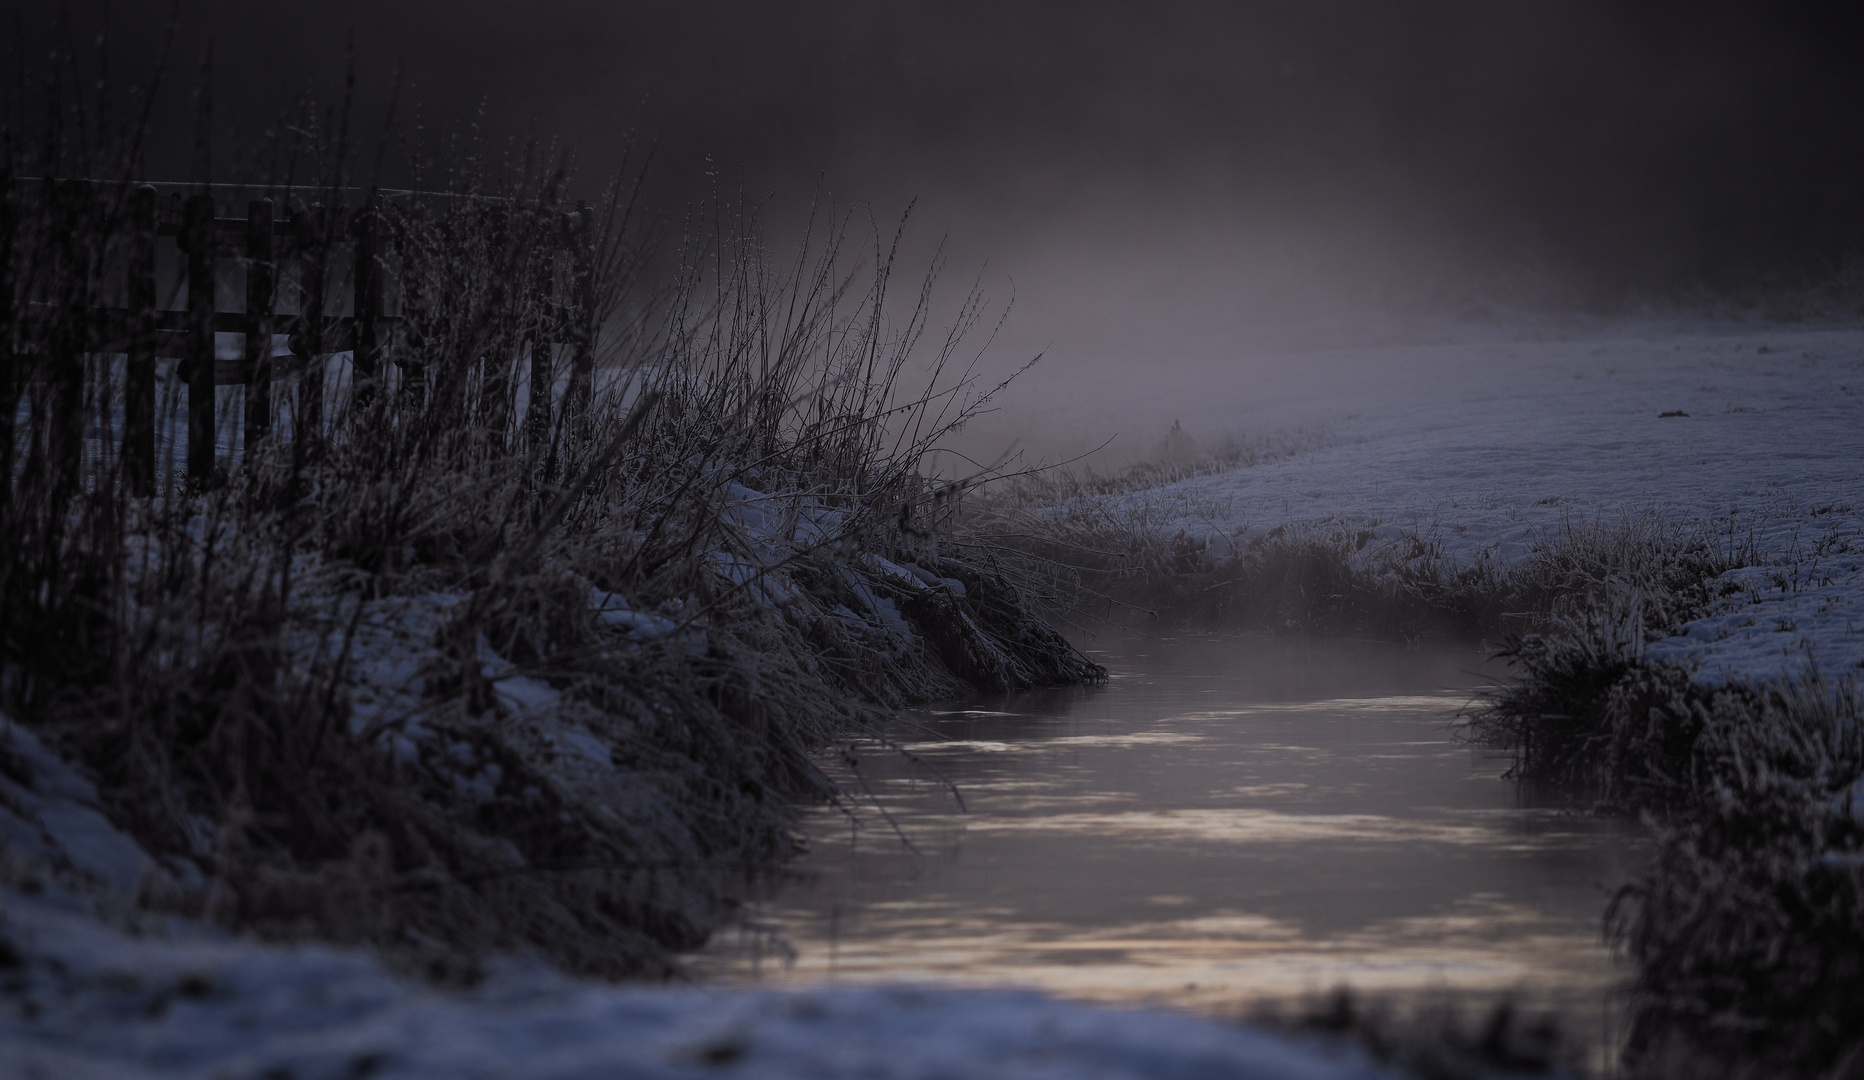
[697,638,1633,1072]
[1170,694,1472,719]
[899,731,1205,753]
[704,896,1616,1014]
[962,808,1501,846]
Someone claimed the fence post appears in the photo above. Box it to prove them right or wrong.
[183,192,216,483]
[0,173,16,508]
[351,197,382,408]
[124,184,157,494]
[524,245,554,461]
[47,180,86,498]
[473,204,512,445]
[293,203,328,447]
[394,206,426,413]
[244,198,274,452]
[565,203,595,438]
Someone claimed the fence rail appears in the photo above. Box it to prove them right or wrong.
[3,178,598,492]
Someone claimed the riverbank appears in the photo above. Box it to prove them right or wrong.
[966,316,1864,1076]
[690,632,1629,1077]
[3,711,1416,1080]
[0,99,1108,994]
[967,317,1862,646]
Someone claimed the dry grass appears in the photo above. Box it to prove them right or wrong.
[1250,986,1584,1080]
[1606,676,1864,1078]
[0,47,1097,979]
[960,419,1864,1078]
[961,442,1748,643]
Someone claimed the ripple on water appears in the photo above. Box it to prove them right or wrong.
[696,634,1643,1067]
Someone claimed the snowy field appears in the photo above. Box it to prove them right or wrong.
[1103,318,1864,685]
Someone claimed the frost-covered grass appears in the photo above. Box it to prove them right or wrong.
[0,67,1099,987]
[1601,676,1864,1078]
[1467,602,1864,1075]
[0,877,1402,1080]
[2,715,1404,1080]
[967,322,1863,646]
[961,318,1864,1074]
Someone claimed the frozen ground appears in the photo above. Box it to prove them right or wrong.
[1110,318,1864,685]
[0,720,1396,1080]
[0,893,1392,1079]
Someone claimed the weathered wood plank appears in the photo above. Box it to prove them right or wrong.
[351,200,382,407]
[294,203,329,445]
[124,185,158,494]
[183,193,216,482]
[244,199,275,449]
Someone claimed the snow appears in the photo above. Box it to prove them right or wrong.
[0,880,1395,1080]
[0,621,1525,1080]
[0,718,157,895]
[556,725,614,766]
[478,633,564,713]
[589,588,679,637]
[330,591,461,738]
[1116,320,1864,686]
[1645,568,1864,685]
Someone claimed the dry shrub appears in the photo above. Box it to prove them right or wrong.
[1464,595,1710,804]
[962,460,1742,643]
[1608,676,1864,1078]
[0,46,1096,979]
[1252,986,1580,1080]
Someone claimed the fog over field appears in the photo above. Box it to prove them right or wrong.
[28,2,1864,465]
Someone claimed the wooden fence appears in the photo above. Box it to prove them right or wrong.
[3,179,597,493]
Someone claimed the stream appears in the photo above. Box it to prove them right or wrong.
[695,634,1643,1064]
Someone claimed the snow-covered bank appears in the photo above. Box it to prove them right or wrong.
[0,890,1396,1080]
[3,710,1393,1080]
[1097,319,1864,684]
[1064,315,1864,1077]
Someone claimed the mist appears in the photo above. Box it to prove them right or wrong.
[21,0,1864,466]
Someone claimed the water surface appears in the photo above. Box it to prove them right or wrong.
[698,634,1640,1051]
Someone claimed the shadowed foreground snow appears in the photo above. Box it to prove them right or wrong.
[0,717,1393,1079]
[0,896,1391,1080]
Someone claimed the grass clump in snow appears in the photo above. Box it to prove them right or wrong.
[1604,676,1864,1078]
[1463,599,1714,807]
[1462,526,1864,1074]
[1251,986,1583,1080]
[963,444,1747,643]
[0,50,1096,979]
[955,453,1496,637]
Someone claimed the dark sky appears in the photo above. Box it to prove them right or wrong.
[24,0,1864,291]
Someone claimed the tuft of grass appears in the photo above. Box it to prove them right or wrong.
[1251,986,1584,1080]
[0,42,1097,979]
[1606,676,1864,1078]
[962,443,1747,643]
[1462,606,1708,805]
[1462,513,1781,806]
[1455,513,1864,1076]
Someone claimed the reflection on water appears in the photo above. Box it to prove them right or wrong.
[695,634,1641,1059]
